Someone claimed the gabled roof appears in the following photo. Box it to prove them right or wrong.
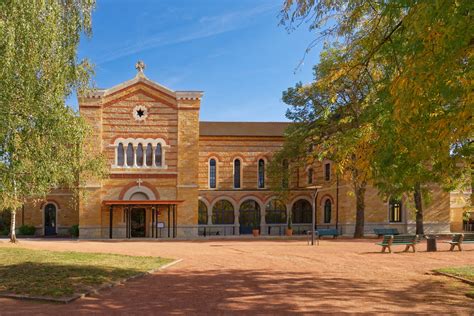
[199,121,290,137]
[81,71,203,101]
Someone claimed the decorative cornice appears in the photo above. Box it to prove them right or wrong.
[176,91,204,100]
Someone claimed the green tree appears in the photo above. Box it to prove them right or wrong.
[280,0,473,234]
[270,46,374,237]
[0,0,106,242]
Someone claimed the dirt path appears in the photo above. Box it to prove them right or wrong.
[0,239,473,315]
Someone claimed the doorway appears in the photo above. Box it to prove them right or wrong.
[239,200,261,235]
[44,203,57,236]
[130,208,146,237]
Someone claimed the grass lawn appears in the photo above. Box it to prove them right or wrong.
[0,247,172,298]
[435,266,474,298]
[436,266,474,282]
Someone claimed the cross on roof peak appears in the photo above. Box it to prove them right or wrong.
[135,60,146,74]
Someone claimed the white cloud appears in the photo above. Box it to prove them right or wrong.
[95,3,279,65]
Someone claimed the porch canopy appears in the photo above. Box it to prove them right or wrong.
[103,200,184,239]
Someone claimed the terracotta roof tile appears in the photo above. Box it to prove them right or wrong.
[199,121,290,137]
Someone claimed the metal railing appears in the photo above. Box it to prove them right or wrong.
[198,225,236,236]
[464,223,474,232]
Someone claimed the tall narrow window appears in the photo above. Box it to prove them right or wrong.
[307,168,313,184]
[145,143,152,166]
[155,143,162,167]
[117,143,124,166]
[209,159,217,189]
[258,159,265,189]
[126,143,134,167]
[233,159,241,189]
[324,163,331,181]
[282,159,289,188]
[136,144,144,166]
[389,199,402,222]
[324,199,332,223]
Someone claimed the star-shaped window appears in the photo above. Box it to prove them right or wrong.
[136,109,145,118]
[133,105,148,121]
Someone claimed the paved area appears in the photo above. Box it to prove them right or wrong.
[0,238,473,315]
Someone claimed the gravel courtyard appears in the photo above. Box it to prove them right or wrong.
[0,238,473,315]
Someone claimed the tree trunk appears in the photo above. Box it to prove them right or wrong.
[414,183,424,236]
[353,182,366,238]
[10,209,17,243]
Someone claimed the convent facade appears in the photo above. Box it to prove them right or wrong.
[19,65,470,238]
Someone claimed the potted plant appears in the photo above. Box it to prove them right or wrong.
[286,213,293,236]
[252,217,260,237]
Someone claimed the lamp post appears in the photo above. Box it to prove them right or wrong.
[307,185,322,246]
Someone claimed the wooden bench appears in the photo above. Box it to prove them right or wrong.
[376,234,418,253]
[316,229,339,239]
[374,228,399,237]
[446,233,474,251]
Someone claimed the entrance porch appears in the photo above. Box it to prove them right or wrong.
[103,200,183,239]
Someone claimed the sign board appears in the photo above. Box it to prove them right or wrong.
[157,222,165,228]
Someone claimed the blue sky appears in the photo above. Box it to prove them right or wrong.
[72,0,322,122]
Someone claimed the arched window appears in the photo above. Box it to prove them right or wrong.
[44,203,57,236]
[126,143,134,167]
[233,159,241,189]
[130,192,149,200]
[209,159,217,189]
[136,144,144,167]
[324,199,332,223]
[145,143,153,166]
[282,159,289,188]
[292,199,312,224]
[198,200,208,225]
[258,159,265,189]
[113,139,167,169]
[307,168,313,184]
[389,199,402,222]
[155,143,162,167]
[265,199,287,224]
[212,200,234,224]
[117,143,124,166]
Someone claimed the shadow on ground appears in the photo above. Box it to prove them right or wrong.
[3,268,471,314]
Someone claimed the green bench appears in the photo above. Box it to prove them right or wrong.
[376,234,418,253]
[316,229,339,239]
[373,228,399,237]
[446,233,474,251]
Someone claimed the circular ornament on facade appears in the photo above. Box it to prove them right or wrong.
[133,105,148,121]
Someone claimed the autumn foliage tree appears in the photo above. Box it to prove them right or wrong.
[269,47,375,237]
[0,0,107,242]
[279,0,473,234]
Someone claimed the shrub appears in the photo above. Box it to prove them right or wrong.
[18,225,36,236]
[0,227,10,236]
[70,225,79,238]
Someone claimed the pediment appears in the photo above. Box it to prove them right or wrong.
[102,75,178,109]
[79,71,203,109]
[106,73,176,99]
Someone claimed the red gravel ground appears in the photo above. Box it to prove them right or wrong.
[0,238,473,315]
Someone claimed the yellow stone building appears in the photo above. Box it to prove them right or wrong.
[19,65,472,238]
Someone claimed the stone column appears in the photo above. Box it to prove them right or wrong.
[234,209,240,236]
